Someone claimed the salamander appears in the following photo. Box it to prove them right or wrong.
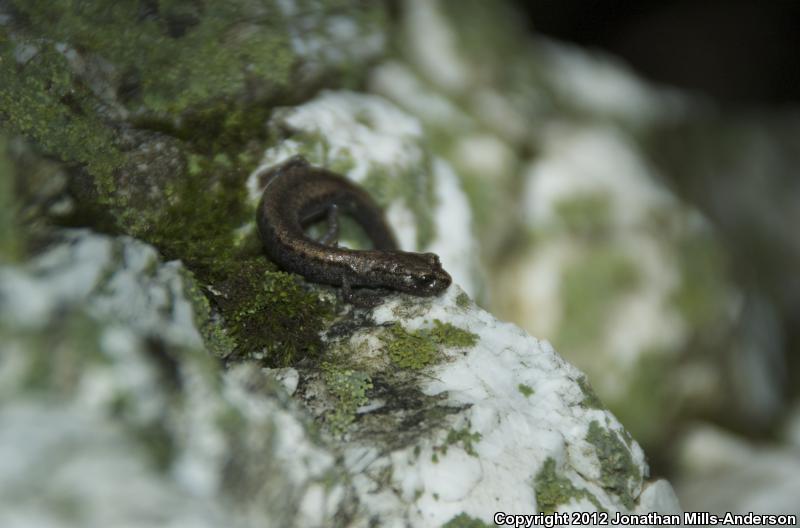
[256,155,451,296]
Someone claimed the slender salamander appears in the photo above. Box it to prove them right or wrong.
[256,155,452,296]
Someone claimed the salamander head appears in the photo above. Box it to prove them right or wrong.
[390,252,452,296]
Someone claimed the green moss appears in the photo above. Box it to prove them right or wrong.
[556,247,639,353]
[441,513,491,528]
[215,265,334,366]
[144,151,252,265]
[8,1,296,119]
[553,193,613,237]
[178,267,236,360]
[585,420,639,509]
[577,377,603,409]
[518,383,534,398]
[381,320,477,370]
[0,41,124,190]
[534,457,604,514]
[322,362,373,436]
[0,135,19,262]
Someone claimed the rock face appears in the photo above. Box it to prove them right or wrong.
[1,0,692,526]
[0,231,680,527]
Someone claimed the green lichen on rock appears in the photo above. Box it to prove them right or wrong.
[383,324,440,370]
[381,320,477,370]
[533,458,604,514]
[441,513,491,528]
[429,319,479,348]
[455,291,471,309]
[585,420,640,509]
[442,426,482,457]
[518,383,534,398]
[577,377,603,409]
[322,362,373,436]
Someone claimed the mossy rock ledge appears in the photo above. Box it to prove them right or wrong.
[0,229,681,526]
[1,1,681,526]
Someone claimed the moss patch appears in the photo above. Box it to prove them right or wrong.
[9,1,289,119]
[0,41,124,190]
[585,420,640,509]
[211,264,334,366]
[0,135,19,262]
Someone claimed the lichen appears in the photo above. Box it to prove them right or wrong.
[533,457,605,514]
[441,513,492,528]
[322,362,373,436]
[576,377,603,409]
[381,320,477,370]
[439,426,482,457]
[455,291,471,309]
[383,323,440,370]
[518,383,534,398]
[585,420,640,509]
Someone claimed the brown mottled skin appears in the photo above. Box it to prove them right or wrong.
[256,156,451,296]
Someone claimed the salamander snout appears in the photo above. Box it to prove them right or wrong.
[409,253,452,296]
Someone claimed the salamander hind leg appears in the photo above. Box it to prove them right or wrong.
[318,204,340,247]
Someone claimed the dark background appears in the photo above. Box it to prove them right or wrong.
[513,0,800,105]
